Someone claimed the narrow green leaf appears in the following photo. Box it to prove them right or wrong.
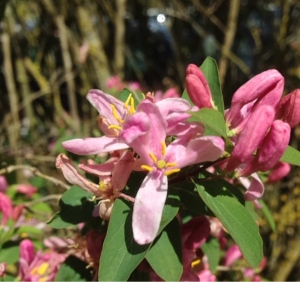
[200,57,224,113]
[196,180,263,268]
[258,199,276,231]
[280,145,300,166]
[181,88,192,104]
[189,108,227,137]
[201,238,220,273]
[99,193,180,281]
[146,218,182,281]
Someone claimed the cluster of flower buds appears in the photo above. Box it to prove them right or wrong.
[185,65,300,200]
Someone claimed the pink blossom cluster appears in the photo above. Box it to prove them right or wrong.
[57,89,225,245]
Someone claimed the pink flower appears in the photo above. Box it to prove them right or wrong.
[0,192,13,225]
[0,176,8,193]
[0,262,6,277]
[222,244,242,267]
[17,184,38,197]
[18,239,67,281]
[120,100,224,244]
[106,76,125,91]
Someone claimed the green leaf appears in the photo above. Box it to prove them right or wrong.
[99,192,180,281]
[146,218,182,281]
[47,186,95,229]
[177,182,214,216]
[201,238,220,273]
[0,242,19,264]
[16,225,43,237]
[55,255,93,281]
[196,180,263,268]
[189,108,227,137]
[258,199,276,231]
[181,88,192,104]
[280,145,300,166]
[200,57,224,113]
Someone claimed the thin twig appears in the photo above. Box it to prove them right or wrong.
[24,194,62,207]
[218,0,240,86]
[0,165,71,190]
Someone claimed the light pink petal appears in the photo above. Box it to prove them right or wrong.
[166,136,224,168]
[79,158,118,176]
[87,89,126,124]
[241,173,265,201]
[56,154,99,195]
[132,171,168,245]
[62,136,129,155]
[111,151,135,191]
[0,176,8,193]
[121,111,150,144]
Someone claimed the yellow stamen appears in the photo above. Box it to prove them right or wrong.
[191,258,201,268]
[129,96,135,114]
[149,153,158,163]
[31,262,49,276]
[164,168,180,176]
[110,104,124,123]
[108,124,122,130]
[99,182,107,191]
[157,160,166,169]
[141,165,154,172]
[161,141,167,155]
[124,93,133,108]
[166,162,177,167]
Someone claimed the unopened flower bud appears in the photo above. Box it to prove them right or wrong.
[256,120,290,171]
[20,239,35,265]
[186,64,213,109]
[226,105,275,171]
[99,201,114,220]
[0,177,8,193]
[226,69,284,125]
[267,162,291,183]
[276,89,300,128]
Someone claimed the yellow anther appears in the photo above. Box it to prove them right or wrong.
[157,160,166,169]
[99,182,107,191]
[166,162,177,167]
[110,104,124,123]
[191,258,201,268]
[31,262,49,276]
[129,96,135,114]
[149,153,158,163]
[164,168,180,176]
[141,165,154,172]
[161,141,167,155]
[108,124,122,130]
[124,93,133,108]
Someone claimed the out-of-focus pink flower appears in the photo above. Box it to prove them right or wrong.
[0,176,8,193]
[267,162,291,183]
[128,81,142,91]
[0,192,13,225]
[155,87,180,101]
[17,184,38,198]
[106,76,125,91]
[222,244,242,267]
[0,262,6,277]
[19,239,67,282]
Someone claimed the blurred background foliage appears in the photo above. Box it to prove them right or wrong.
[1,0,300,280]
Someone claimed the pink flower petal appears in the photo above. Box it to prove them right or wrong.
[56,154,99,195]
[132,171,168,245]
[62,136,129,155]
